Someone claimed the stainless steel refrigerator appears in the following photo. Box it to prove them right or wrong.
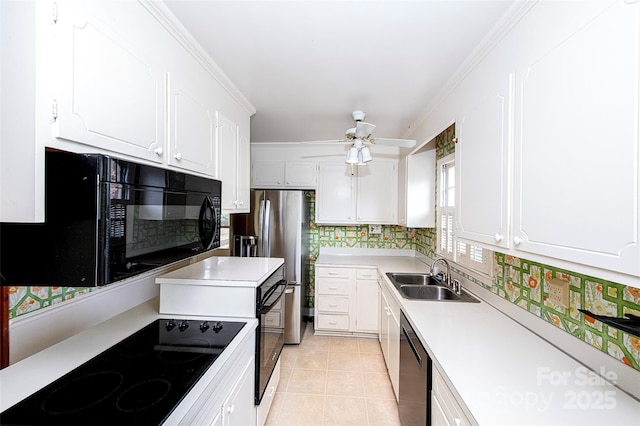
[230,190,310,344]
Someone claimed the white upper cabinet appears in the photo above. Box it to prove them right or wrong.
[456,75,512,249]
[251,161,317,189]
[316,162,398,225]
[53,0,165,163]
[398,149,436,228]
[167,67,218,175]
[219,112,250,213]
[512,1,639,277]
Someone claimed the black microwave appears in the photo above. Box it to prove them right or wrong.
[0,150,221,287]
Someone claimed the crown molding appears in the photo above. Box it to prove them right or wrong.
[403,0,537,140]
[140,0,256,116]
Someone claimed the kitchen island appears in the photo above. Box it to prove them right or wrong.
[316,249,640,425]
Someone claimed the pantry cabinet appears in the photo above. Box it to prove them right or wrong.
[314,266,379,336]
[316,162,398,225]
[251,161,317,189]
[454,0,640,279]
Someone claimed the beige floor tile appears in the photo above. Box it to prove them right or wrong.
[287,368,327,394]
[280,348,298,370]
[366,398,401,426]
[362,372,395,400]
[299,334,333,352]
[326,370,364,397]
[265,391,286,425]
[323,396,368,426]
[278,393,325,426]
[329,337,361,353]
[278,367,292,392]
[360,353,386,373]
[294,350,329,370]
[327,351,362,371]
[358,338,382,354]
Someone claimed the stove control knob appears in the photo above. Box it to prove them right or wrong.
[178,320,189,331]
[212,322,224,333]
[200,321,210,332]
[165,320,176,331]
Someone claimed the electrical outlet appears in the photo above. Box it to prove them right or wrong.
[548,278,570,307]
[369,225,382,234]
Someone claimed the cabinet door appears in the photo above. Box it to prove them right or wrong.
[316,163,356,224]
[513,1,640,276]
[355,279,379,333]
[357,162,398,224]
[222,357,256,426]
[168,69,217,175]
[406,150,436,228]
[456,75,512,249]
[388,306,400,401]
[54,0,165,163]
[219,113,241,211]
[251,161,285,188]
[285,162,317,188]
[235,128,251,213]
[379,284,390,363]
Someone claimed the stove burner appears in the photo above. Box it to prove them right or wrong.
[0,319,246,425]
[116,379,171,412]
[41,371,124,415]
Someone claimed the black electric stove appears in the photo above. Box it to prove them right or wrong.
[0,319,245,426]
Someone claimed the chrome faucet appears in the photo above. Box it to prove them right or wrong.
[430,257,451,286]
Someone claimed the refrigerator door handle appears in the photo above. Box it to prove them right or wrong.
[263,199,271,257]
[258,199,265,257]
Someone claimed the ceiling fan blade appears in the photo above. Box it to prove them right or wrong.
[373,138,417,148]
[355,121,376,138]
[300,139,350,145]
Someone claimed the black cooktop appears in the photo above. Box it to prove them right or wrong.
[0,319,245,425]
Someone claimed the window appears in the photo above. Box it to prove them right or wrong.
[437,154,492,275]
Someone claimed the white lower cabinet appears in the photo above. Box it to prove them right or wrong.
[222,357,255,426]
[378,274,400,400]
[314,266,379,336]
[432,367,476,426]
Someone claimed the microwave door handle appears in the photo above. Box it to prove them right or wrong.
[263,199,271,257]
[198,195,216,249]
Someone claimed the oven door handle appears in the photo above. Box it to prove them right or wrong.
[259,280,288,314]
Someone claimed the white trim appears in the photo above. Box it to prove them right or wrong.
[139,0,255,116]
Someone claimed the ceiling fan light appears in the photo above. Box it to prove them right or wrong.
[345,146,359,164]
[360,146,372,163]
[355,121,376,138]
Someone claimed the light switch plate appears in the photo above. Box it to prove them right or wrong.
[548,278,570,307]
[369,225,382,234]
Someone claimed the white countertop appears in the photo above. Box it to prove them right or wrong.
[316,252,640,425]
[0,299,258,416]
[156,256,284,287]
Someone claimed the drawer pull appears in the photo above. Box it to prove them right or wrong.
[328,272,339,276]
[329,304,338,307]
[328,287,338,290]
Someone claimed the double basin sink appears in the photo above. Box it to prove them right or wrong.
[386,273,479,303]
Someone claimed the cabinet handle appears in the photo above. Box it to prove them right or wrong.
[329,321,338,325]
[454,419,463,426]
[494,233,503,242]
[268,386,276,398]
[153,147,163,156]
[174,152,182,161]
[514,236,523,245]
[328,272,339,276]
[227,404,235,414]
[329,304,338,307]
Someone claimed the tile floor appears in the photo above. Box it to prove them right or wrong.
[265,323,400,426]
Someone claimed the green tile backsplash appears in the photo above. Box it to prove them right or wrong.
[7,123,640,373]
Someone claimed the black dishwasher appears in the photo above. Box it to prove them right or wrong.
[399,311,432,425]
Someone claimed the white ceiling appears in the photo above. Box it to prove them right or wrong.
[164,0,516,143]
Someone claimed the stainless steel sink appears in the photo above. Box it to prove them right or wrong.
[386,272,442,286]
[386,272,480,303]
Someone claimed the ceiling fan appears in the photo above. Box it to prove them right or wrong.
[339,111,416,164]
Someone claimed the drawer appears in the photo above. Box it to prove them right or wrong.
[356,269,377,280]
[317,279,350,295]
[264,311,281,327]
[316,267,353,279]
[317,314,350,331]
[317,296,349,313]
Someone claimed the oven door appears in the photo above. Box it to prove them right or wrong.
[255,278,287,404]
